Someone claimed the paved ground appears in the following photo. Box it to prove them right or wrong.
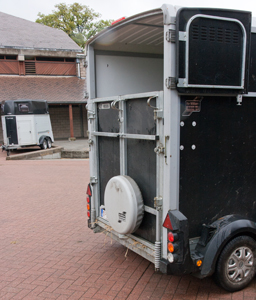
[54,139,89,152]
[0,151,256,299]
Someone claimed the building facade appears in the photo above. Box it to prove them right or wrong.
[0,12,87,143]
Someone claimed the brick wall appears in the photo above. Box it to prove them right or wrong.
[49,104,88,140]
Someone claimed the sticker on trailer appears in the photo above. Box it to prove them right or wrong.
[98,103,111,110]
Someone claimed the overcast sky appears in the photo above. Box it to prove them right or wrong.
[1,0,256,22]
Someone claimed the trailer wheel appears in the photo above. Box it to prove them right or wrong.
[40,139,47,150]
[47,139,52,149]
[214,236,256,292]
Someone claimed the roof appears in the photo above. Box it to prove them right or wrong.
[0,12,82,52]
[86,8,164,55]
[0,76,86,103]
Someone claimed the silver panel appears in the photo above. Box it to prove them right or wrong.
[95,55,163,98]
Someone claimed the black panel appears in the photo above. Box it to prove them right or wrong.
[134,212,156,243]
[176,8,251,94]
[2,99,48,115]
[179,96,256,238]
[126,98,156,135]
[97,102,119,133]
[188,18,242,86]
[5,116,18,144]
[127,139,156,208]
[98,137,120,205]
[249,33,256,92]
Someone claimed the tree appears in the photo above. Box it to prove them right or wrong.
[36,3,112,48]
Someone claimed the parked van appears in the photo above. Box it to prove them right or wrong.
[85,5,256,291]
[1,99,54,155]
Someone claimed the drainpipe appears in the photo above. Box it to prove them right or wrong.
[69,104,76,141]
[76,58,81,78]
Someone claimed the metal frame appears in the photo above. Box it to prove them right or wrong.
[86,4,179,268]
[177,14,247,89]
[90,90,165,266]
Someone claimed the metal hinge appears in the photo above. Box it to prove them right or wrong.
[165,77,176,90]
[154,196,163,211]
[154,110,163,120]
[154,144,165,155]
[166,29,176,43]
[90,176,98,184]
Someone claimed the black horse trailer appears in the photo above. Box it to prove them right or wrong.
[85,5,256,291]
[1,99,54,155]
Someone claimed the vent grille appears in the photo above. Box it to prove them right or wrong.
[25,61,36,74]
[191,23,240,44]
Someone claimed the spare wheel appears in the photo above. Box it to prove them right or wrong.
[104,175,144,234]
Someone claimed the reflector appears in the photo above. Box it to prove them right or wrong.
[86,184,92,196]
[87,204,90,210]
[111,17,125,25]
[87,197,90,203]
[87,211,90,217]
[163,213,173,230]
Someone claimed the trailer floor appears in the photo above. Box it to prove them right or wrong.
[0,152,255,299]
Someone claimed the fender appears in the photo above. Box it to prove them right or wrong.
[196,215,256,278]
[39,135,49,144]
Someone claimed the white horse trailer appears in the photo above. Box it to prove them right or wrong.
[1,99,54,155]
[85,4,256,292]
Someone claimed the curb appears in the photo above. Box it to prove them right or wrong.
[6,146,63,160]
[61,150,89,159]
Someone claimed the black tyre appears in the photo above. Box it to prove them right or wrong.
[214,236,256,292]
[47,139,52,149]
[40,139,47,150]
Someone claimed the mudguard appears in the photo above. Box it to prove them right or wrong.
[196,215,256,277]
[39,135,49,144]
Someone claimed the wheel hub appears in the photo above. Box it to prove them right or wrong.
[227,247,254,283]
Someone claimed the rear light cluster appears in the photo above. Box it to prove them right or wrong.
[86,184,92,228]
[163,213,181,263]
[167,230,180,263]
[163,212,202,268]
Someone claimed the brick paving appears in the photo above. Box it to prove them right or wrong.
[0,151,256,299]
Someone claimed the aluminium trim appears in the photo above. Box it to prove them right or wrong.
[120,133,157,141]
[144,205,157,215]
[92,131,157,140]
[177,14,247,90]
[92,91,161,103]
[92,132,119,138]
[243,92,256,97]
[97,218,155,251]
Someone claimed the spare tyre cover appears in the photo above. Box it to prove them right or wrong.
[104,175,144,234]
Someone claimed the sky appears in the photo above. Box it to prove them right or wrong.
[1,0,256,23]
